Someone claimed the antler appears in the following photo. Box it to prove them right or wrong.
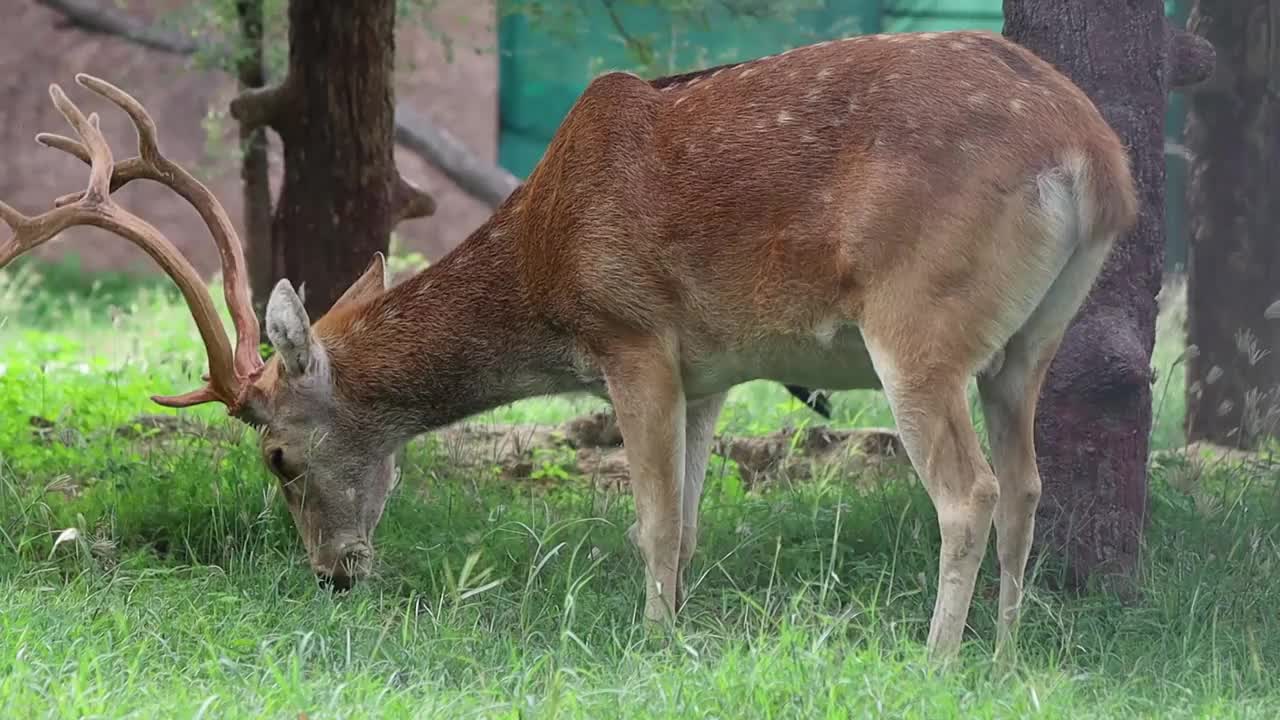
[0,74,264,416]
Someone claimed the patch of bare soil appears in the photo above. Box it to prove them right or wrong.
[30,412,243,451]
[425,410,909,492]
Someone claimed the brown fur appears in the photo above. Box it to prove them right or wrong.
[12,31,1138,660]
[256,31,1135,660]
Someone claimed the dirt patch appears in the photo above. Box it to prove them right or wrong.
[29,412,244,452]
[423,410,907,492]
[713,424,906,488]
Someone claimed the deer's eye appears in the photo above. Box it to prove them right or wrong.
[269,448,290,478]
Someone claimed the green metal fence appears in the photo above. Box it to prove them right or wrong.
[497,1,884,178]
[496,1,1190,268]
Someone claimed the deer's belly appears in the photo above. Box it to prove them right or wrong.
[681,323,882,400]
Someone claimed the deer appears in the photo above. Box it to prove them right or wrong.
[1,28,1137,662]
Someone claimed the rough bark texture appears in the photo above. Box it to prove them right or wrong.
[1003,0,1181,590]
[234,0,273,333]
[1184,0,1280,448]
[265,0,401,317]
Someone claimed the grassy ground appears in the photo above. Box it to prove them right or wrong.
[1,260,1278,718]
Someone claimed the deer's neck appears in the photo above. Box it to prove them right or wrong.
[331,217,573,444]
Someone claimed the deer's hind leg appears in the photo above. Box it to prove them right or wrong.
[977,236,1115,657]
[676,392,727,606]
[863,329,1000,660]
[976,332,1055,660]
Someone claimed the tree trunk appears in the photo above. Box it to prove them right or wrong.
[1002,0,1213,590]
[270,0,399,318]
[234,0,273,334]
[1184,0,1280,449]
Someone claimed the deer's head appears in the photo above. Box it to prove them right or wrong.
[250,259,400,588]
[0,75,400,588]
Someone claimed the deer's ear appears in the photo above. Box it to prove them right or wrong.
[265,279,318,376]
[332,252,389,311]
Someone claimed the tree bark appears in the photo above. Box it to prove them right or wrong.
[234,0,273,334]
[1184,0,1280,449]
[1002,0,1214,590]
[268,0,404,317]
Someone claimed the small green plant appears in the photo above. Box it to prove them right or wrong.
[529,445,576,482]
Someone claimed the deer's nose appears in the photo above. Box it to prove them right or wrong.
[314,539,372,591]
[317,569,356,591]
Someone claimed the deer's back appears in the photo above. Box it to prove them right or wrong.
[510,31,1129,354]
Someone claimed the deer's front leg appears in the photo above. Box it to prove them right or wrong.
[603,336,686,624]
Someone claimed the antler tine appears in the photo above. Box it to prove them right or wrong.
[75,74,163,164]
[37,133,149,207]
[37,74,265,393]
[1,79,252,416]
[50,83,114,204]
[0,84,113,265]
[74,74,263,381]
[0,200,34,265]
[94,207,241,409]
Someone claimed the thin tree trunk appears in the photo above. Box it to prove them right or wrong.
[234,0,273,333]
[1002,0,1214,590]
[265,0,400,317]
[1184,0,1280,449]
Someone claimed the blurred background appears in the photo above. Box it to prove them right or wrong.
[3,0,1194,278]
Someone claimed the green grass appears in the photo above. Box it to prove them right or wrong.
[2,261,1277,718]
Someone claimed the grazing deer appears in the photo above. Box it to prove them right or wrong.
[1,28,1136,661]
